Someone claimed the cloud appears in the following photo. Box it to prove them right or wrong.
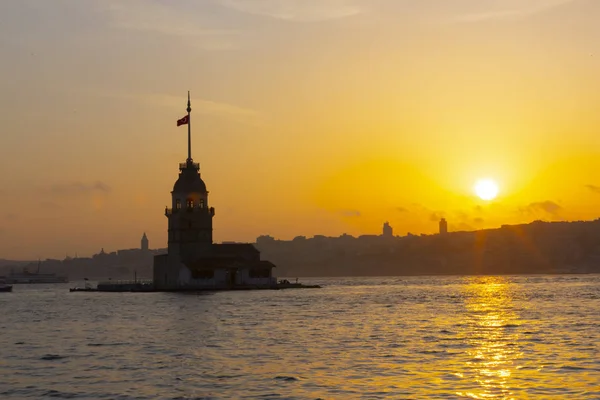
[446,0,575,23]
[585,184,600,194]
[455,210,469,222]
[396,206,408,213]
[456,223,474,231]
[218,0,362,22]
[473,217,484,224]
[339,209,361,217]
[103,0,239,50]
[520,201,562,216]
[149,93,265,126]
[4,213,18,221]
[429,212,444,222]
[95,90,265,127]
[49,181,111,196]
[40,201,63,210]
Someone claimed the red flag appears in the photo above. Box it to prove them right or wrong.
[177,115,189,127]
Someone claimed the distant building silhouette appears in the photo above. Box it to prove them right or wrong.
[382,221,393,238]
[141,232,149,252]
[256,235,275,246]
[439,218,448,235]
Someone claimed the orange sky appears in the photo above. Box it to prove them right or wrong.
[1,0,600,259]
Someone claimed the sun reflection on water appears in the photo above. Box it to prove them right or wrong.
[457,277,523,399]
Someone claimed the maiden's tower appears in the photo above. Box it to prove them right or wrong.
[153,93,277,290]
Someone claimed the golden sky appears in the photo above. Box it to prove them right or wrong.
[1,0,600,259]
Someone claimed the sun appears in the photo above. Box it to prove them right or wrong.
[474,178,499,201]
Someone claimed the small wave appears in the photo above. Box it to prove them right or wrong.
[418,350,445,354]
[559,365,587,371]
[42,390,78,398]
[40,354,67,361]
[274,376,300,382]
[14,341,25,345]
[213,374,245,380]
[516,366,540,370]
[73,375,96,380]
[84,365,114,371]
[118,365,143,371]
[87,342,128,347]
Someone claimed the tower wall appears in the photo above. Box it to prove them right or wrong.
[167,206,214,261]
[164,160,215,263]
[154,253,186,290]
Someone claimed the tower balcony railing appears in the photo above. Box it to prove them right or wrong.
[165,206,215,216]
[180,161,200,170]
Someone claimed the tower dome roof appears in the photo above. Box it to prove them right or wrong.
[172,164,207,194]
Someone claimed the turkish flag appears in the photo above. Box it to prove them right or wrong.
[177,115,189,126]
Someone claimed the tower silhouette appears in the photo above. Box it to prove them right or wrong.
[439,218,448,235]
[382,221,393,237]
[164,92,215,263]
[141,232,149,252]
[154,92,275,290]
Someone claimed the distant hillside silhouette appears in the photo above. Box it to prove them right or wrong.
[255,219,600,277]
[0,249,166,281]
[4,219,600,279]
[0,259,34,268]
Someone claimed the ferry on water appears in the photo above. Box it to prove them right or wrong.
[4,262,68,284]
[0,278,12,292]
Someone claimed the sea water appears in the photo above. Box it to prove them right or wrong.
[1,275,599,399]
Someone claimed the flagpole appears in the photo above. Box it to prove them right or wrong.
[187,91,192,162]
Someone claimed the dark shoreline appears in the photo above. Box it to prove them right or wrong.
[69,283,322,293]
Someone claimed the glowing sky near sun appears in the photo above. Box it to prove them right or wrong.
[1,0,600,259]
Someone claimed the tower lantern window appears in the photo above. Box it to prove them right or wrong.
[175,199,181,210]
[186,199,194,209]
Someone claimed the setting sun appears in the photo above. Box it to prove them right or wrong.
[474,179,499,201]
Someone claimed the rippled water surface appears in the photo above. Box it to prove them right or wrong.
[1,275,600,399]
